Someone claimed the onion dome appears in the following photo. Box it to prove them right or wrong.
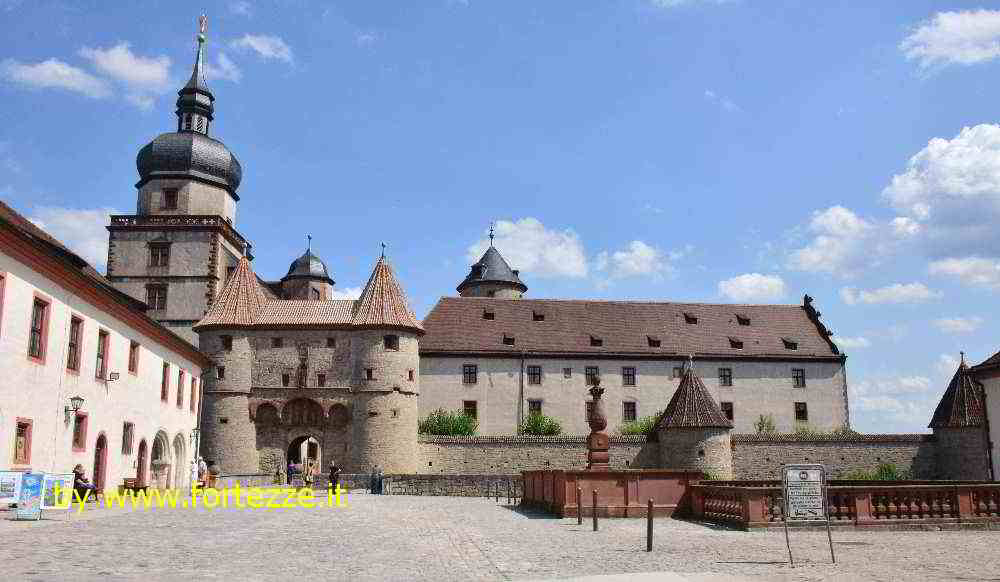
[283,248,334,285]
[654,359,733,430]
[135,15,242,197]
[929,355,985,428]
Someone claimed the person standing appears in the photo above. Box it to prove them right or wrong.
[328,460,341,491]
[369,466,377,494]
[198,457,207,482]
[190,460,199,489]
[376,467,384,495]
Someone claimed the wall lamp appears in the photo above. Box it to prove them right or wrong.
[64,395,84,423]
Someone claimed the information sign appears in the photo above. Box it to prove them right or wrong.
[0,471,24,505]
[780,464,835,565]
[42,473,75,509]
[14,472,43,520]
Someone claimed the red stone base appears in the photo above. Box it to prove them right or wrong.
[521,469,703,518]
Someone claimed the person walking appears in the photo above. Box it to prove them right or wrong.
[328,460,341,490]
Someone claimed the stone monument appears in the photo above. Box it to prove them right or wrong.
[586,378,610,470]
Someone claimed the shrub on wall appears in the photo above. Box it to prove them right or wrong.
[520,413,562,436]
[418,409,478,436]
[843,463,909,481]
[618,412,662,435]
[754,414,776,434]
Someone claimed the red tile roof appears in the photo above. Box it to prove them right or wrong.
[654,361,733,429]
[929,361,985,428]
[419,297,841,358]
[194,255,422,333]
[971,349,1000,373]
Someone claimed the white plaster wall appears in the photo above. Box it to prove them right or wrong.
[419,356,847,435]
[0,249,202,492]
[982,375,1000,481]
[138,179,235,222]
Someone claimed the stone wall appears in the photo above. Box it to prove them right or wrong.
[730,433,938,480]
[384,474,522,497]
[933,428,991,481]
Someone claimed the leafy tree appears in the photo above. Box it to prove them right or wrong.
[520,413,562,436]
[418,408,478,436]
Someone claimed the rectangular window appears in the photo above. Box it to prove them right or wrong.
[310,288,320,300]
[729,337,743,350]
[782,338,798,350]
[282,373,290,387]
[14,419,32,465]
[527,399,542,416]
[527,365,542,385]
[563,367,572,379]
[794,402,808,422]
[28,297,49,361]
[384,335,399,351]
[792,368,806,388]
[585,366,600,386]
[217,366,225,380]
[622,401,637,422]
[317,373,326,387]
[95,330,109,380]
[482,310,495,320]
[122,422,134,455]
[190,378,198,413]
[721,402,734,421]
[502,335,515,346]
[326,337,336,348]
[148,243,170,267]
[408,369,415,382]
[271,337,283,348]
[221,335,233,351]
[162,188,178,209]
[718,368,732,387]
[590,336,603,347]
[177,370,185,408]
[622,367,636,386]
[684,313,698,324]
[128,340,140,374]
[365,368,374,380]
[67,316,83,371]
[463,400,478,419]
[647,336,661,347]
[532,311,545,321]
[462,364,478,385]
[72,412,88,451]
[672,366,683,379]
[161,363,170,402]
[736,314,750,326]
[146,285,167,310]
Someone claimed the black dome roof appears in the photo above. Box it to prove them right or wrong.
[283,249,333,283]
[457,246,527,293]
[136,131,242,194]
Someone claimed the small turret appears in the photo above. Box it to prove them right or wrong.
[457,226,527,298]
[281,237,334,300]
[929,354,990,480]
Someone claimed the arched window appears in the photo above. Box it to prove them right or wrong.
[283,399,324,426]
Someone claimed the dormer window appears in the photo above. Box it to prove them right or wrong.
[502,335,515,346]
[782,338,798,350]
[532,311,545,322]
[590,336,603,347]
[736,314,750,326]
[647,336,661,348]
[482,310,495,320]
[684,313,698,324]
[728,337,743,350]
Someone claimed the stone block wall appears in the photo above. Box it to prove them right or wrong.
[933,428,991,481]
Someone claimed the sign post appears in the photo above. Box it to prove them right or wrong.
[781,464,835,565]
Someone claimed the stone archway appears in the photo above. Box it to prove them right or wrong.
[151,430,171,489]
[172,433,186,489]
[286,434,321,484]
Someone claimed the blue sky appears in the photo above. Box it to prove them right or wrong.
[2,1,999,433]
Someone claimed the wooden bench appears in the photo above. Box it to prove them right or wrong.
[120,478,148,495]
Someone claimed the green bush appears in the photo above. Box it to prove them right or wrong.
[520,413,562,436]
[418,408,478,436]
[754,414,776,434]
[842,463,908,481]
[618,412,662,435]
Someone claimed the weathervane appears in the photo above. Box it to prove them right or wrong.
[198,14,207,43]
[381,242,386,258]
[307,234,312,252]
[488,222,495,247]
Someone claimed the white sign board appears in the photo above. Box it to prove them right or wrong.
[783,465,827,521]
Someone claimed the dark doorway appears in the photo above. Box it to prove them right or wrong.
[136,439,148,486]
[93,433,108,491]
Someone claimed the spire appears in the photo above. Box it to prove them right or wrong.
[929,357,985,428]
[489,222,495,247]
[307,234,312,252]
[352,256,424,333]
[654,362,733,429]
[175,14,215,134]
[193,255,268,330]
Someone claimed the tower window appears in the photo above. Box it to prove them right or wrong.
[721,402,734,421]
[590,336,603,347]
[792,368,806,388]
[532,311,545,321]
[282,374,290,387]
[622,402,637,423]
[226,266,236,280]
[782,338,798,350]
[162,189,178,210]
[462,364,477,385]
[196,116,205,132]
[585,366,600,386]
[794,402,809,422]
[149,244,170,267]
[216,366,225,380]
[365,368,374,380]
[647,336,661,348]
[736,314,750,326]
[527,365,542,385]
[482,310,495,320]
[221,335,232,351]
[502,335,515,346]
[146,285,167,310]
[326,337,336,348]
[271,337,283,348]
[728,337,743,350]
[317,374,326,387]
[718,368,732,387]
[408,369,415,382]
[183,115,192,130]
[384,335,399,351]
[487,290,496,297]
[310,288,320,300]
[683,313,698,324]
[622,367,636,386]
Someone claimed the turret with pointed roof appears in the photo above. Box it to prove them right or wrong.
[929,355,985,429]
[457,226,527,299]
[353,256,424,333]
[928,354,991,480]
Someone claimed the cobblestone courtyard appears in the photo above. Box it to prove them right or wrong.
[2,492,998,581]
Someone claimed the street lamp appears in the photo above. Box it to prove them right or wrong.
[64,395,85,423]
[190,427,201,457]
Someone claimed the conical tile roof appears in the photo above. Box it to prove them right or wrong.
[654,362,733,429]
[351,257,424,333]
[929,360,985,428]
[194,256,268,330]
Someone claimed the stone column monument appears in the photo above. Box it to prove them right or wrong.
[586,378,610,471]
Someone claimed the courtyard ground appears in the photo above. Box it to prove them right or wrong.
[1,490,997,581]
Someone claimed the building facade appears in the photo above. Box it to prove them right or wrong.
[0,201,207,493]
[970,351,1000,481]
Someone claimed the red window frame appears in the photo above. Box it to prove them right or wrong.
[71,411,89,452]
[27,292,51,364]
[95,329,109,380]
[161,363,170,402]
[190,378,198,413]
[13,417,32,465]
[66,315,84,373]
[177,369,185,408]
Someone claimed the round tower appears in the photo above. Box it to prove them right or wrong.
[281,239,335,300]
[928,355,990,480]
[457,228,527,298]
[655,360,734,479]
[198,330,259,473]
[348,255,424,474]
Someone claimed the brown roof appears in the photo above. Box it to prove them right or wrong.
[194,255,422,333]
[929,361,985,428]
[654,362,733,429]
[971,349,1000,373]
[420,297,841,358]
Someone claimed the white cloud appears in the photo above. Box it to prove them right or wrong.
[788,206,905,276]
[231,34,293,63]
[595,240,671,281]
[466,218,588,278]
[850,375,936,429]
[831,335,870,349]
[936,353,960,377]
[703,89,740,112]
[928,256,1000,289]
[28,206,117,270]
[717,273,786,302]
[840,282,942,305]
[78,43,170,90]
[329,286,362,300]
[1,58,109,98]
[204,53,242,83]
[230,1,252,17]
[900,10,1000,69]
[932,316,984,334]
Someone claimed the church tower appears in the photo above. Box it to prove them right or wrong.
[106,16,251,345]
[457,227,527,298]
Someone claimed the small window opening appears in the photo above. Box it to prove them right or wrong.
[502,335,515,346]
[590,336,603,347]
[282,374,290,387]
[384,335,400,351]
[365,368,374,380]
[782,338,798,350]
[532,311,545,321]
[736,314,750,326]
[647,336,661,347]
[729,337,743,349]
[684,313,698,324]
[317,374,326,387]
[482,310,495,320]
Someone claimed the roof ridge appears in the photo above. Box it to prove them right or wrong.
[440,296,801,308]
[193,255,267,330]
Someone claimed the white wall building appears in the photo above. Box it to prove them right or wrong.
[971,351,1000,481]
[0,201,209,493]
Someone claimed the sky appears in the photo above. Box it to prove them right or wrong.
[1,1,999,433]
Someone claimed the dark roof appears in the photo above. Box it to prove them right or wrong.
[136,132,242,193]
[283,249,333,284]
[457,246,527,293]
[971,349,1000,373]
[929,361,985,428]
[653,363,733,429]
[420,297,842,359]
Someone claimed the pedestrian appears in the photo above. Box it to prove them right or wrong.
[328,460,341,490]
[198,456,207,481]
[376,467,384,495]
[288,461,296,485]
[190,459,199,489]
[369,466,377,494]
